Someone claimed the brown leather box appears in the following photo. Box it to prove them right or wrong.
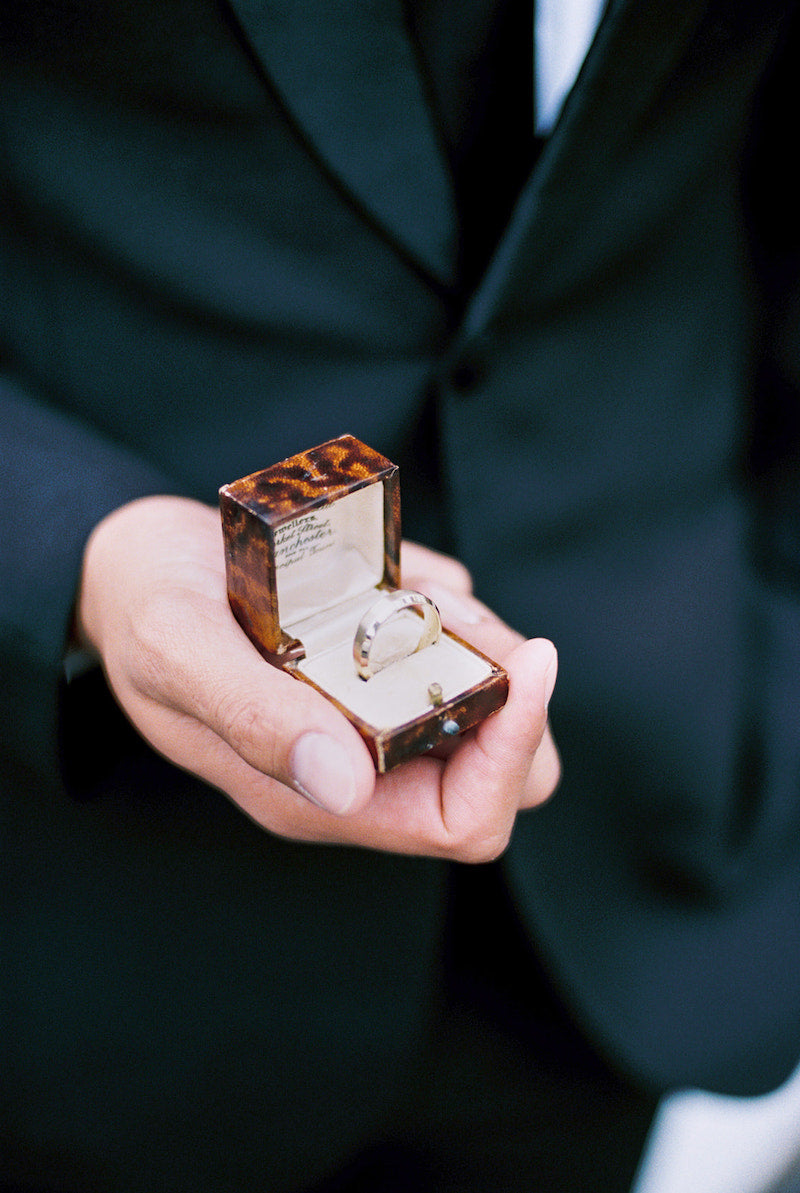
[220,435,508,771]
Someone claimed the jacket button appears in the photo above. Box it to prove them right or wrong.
[449,337,490,394]
[448,329,491,393]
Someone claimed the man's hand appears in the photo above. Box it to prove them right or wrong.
[76,496,560,860]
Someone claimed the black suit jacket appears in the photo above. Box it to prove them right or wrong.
[3,0,800,1186]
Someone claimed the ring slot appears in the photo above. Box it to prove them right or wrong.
[353,589,442,680]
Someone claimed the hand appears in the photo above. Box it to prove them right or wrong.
[76,496,560,861]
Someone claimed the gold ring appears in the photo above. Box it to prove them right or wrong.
[353,590,441,680]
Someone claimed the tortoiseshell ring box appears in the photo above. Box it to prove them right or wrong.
[219,435,508,772]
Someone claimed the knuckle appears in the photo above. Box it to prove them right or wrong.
[224,697,262,753]
[546,756,562,797]
[215,690,277,773]
[125,592,180,694]
[444,558,474,594]
[448,817,514,865]
[403,544,474,594]
[526,737,562,805]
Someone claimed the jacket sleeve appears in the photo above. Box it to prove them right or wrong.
[0,372,179,790]
[739,9,800,888]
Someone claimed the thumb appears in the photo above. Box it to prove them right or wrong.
[114,590,377,816]
[132,636,378,816]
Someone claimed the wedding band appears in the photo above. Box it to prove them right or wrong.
[353,590,442,680]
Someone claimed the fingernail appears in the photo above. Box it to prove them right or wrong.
[290,733,358,815]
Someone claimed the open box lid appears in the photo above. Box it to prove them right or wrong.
[220,435,509,771]
[219,435,401,665]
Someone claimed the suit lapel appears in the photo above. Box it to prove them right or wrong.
[463,0,712,334]
[533,0,711,205]
[226,0,458,285]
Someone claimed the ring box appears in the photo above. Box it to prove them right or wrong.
[219,435,508,772]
